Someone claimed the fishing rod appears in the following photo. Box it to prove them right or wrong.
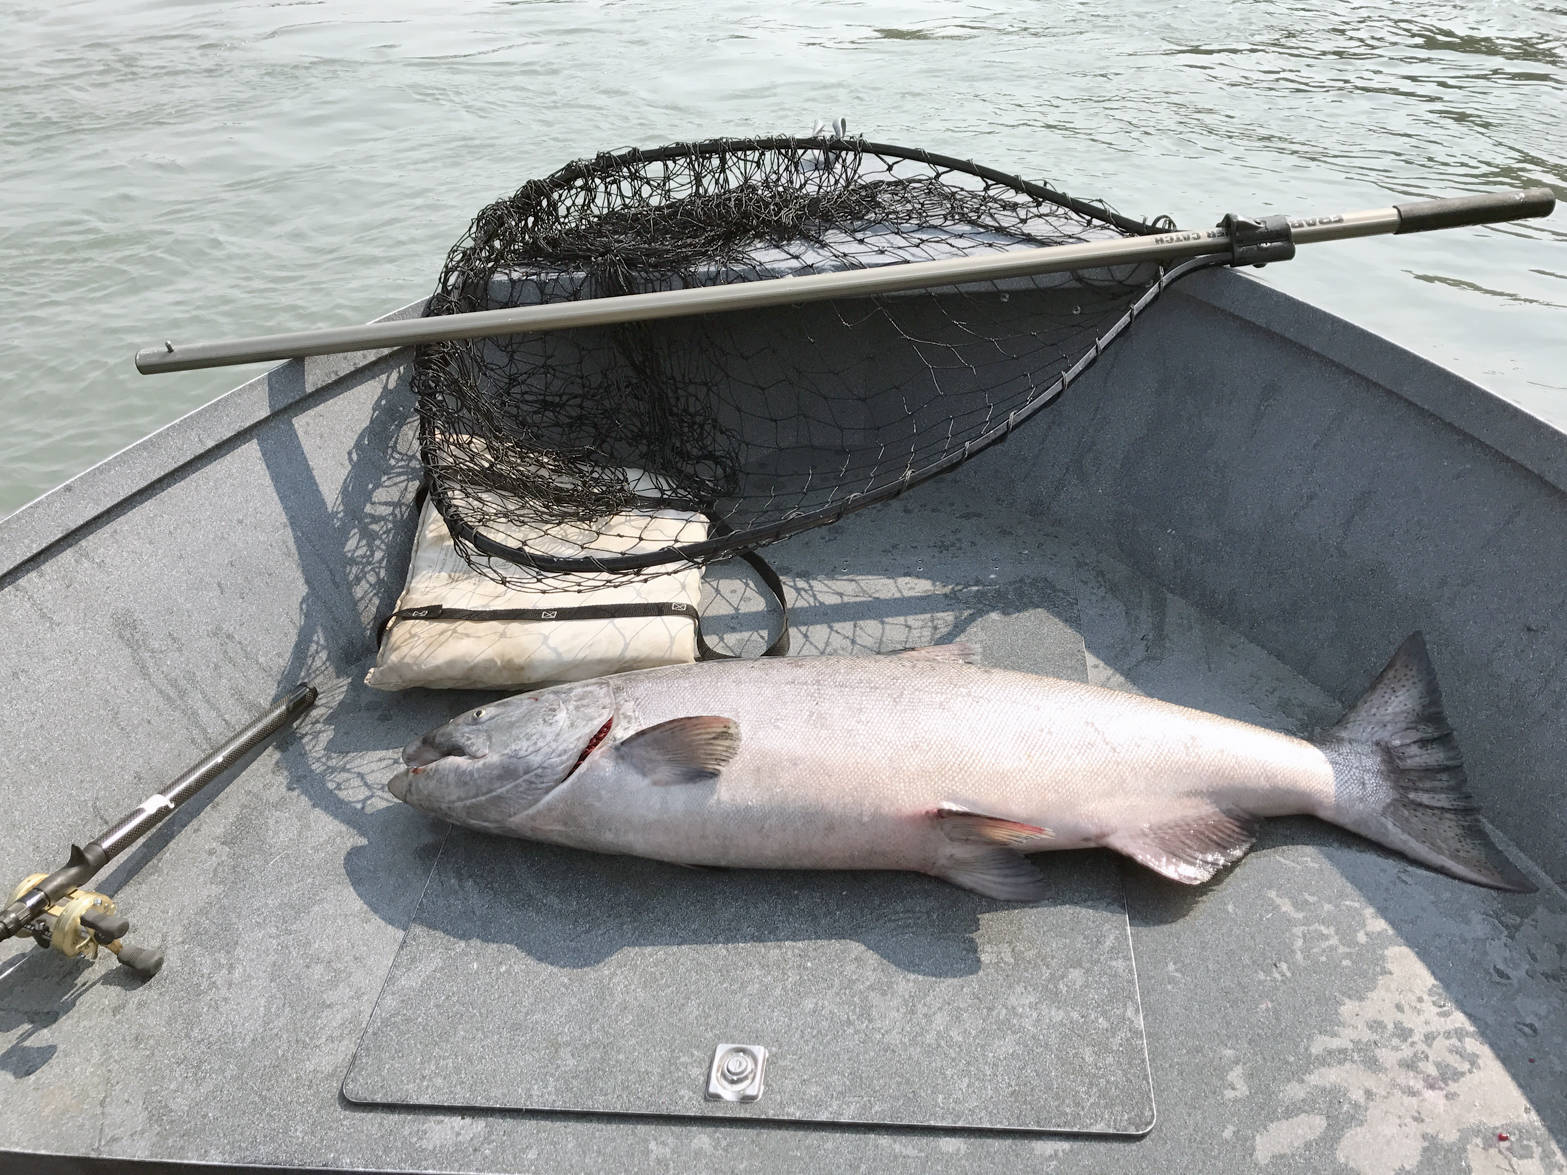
[134,186,1555,375]
[0,683,317,979]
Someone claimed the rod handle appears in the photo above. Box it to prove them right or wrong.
[1395,187,1556,234]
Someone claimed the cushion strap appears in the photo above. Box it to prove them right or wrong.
[376,548,790,660]
[694,549,791,661]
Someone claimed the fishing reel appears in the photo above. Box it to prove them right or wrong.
[9,874,164,979]
[0,684,316,985]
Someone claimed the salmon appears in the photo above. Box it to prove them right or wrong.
[388,634,1533,897]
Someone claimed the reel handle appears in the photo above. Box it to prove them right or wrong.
[111,943,165,979]
[81,910,131,943]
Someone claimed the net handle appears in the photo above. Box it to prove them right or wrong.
[135,187,1554,375]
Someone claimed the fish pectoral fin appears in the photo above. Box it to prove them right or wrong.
[937,847,1050,901]
[616,716,740,785]
[931,804,1053,900]
[933,802,1054,849]
[889,643,978,664]
[1104,807,1258,885]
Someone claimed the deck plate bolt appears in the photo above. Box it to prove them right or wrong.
[706,1043,767,1102]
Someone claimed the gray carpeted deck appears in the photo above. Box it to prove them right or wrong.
[1,269,1563,1172]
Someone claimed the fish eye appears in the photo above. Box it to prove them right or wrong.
[471,708,485,720]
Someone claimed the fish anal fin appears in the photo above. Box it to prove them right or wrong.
[933,802,1054,849]
[890,643,978,664]
[937,847,1050,901]
[617,716,740,785]
[1105,808,1258,885]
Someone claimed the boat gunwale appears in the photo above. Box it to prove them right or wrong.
[0,299,428,586]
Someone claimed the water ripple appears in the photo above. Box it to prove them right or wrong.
[0,0,1562,515]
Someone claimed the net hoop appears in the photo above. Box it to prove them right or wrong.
[413,136,1194,583]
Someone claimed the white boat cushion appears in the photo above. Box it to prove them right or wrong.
[365,488,707,691]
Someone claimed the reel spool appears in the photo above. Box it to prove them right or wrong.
[9,873,164,979]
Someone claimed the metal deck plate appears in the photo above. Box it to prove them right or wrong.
[343,837,1148,1132]
[344,564,1154,1134]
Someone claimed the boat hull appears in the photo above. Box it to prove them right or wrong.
[1,268,1562,1172]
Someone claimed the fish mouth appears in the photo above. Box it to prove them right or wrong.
[388,747,486,803]
[387,770,412,802]
[403,733,487,769]
[402,743,444,769]
[391,731,492,806]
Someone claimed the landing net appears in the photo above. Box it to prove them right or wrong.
[411,135,1175,589]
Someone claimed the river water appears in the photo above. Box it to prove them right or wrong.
[2,0,1563,516]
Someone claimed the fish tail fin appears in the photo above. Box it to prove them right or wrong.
[1313,632,1534,893]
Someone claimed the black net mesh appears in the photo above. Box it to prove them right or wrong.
[412,136,1173,590]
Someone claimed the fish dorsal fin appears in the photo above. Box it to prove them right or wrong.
[1104,808,1258,885]
[889,643,977,664]
[616,716,740,785]
[932,803,1054,901]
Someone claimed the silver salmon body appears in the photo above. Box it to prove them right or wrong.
[389,637,1533,897]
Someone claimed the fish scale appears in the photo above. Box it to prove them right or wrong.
[520,654,1328,882]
